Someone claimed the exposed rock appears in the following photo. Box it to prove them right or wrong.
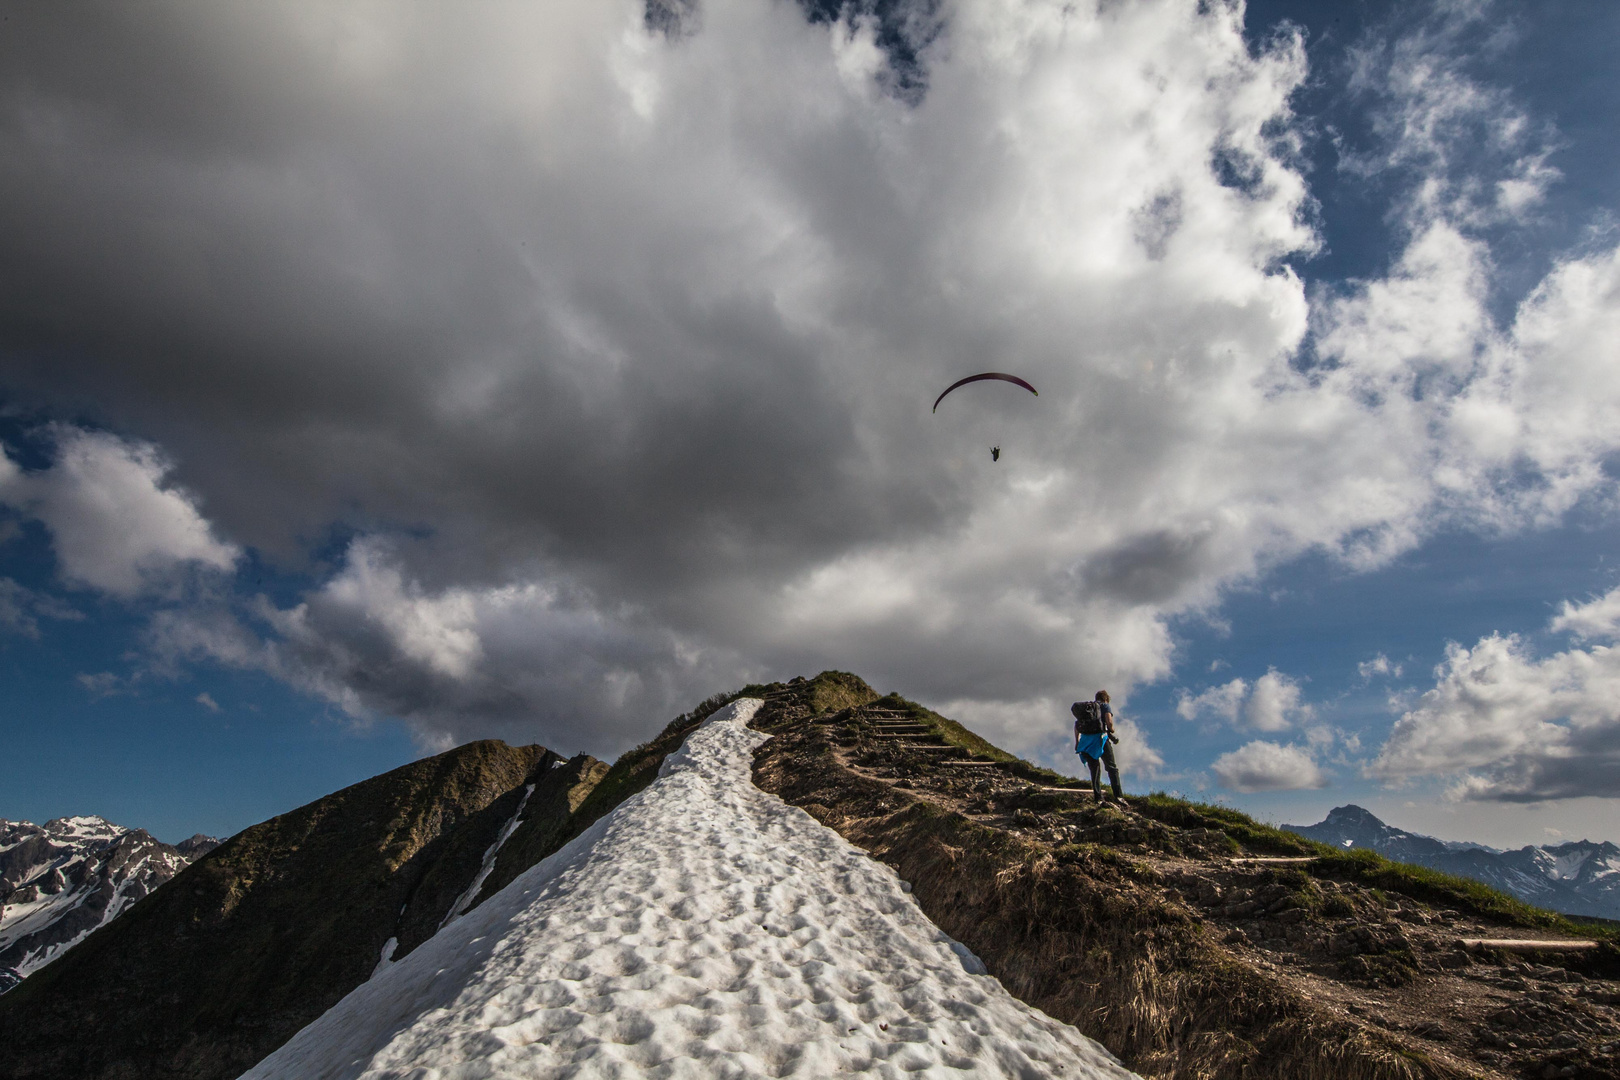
[0,816,209,991]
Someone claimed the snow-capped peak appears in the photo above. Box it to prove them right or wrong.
[42,815,121,842]
[1,816,216,993]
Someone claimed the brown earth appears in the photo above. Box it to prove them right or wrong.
[747,675,1620,1080]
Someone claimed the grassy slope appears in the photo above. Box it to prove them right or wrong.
[860,693,1606,937]
[1130,792,1607,937]
[1307,847,1599,935]
[751,713,1458,1080]
[753,677,1620,1078]
[780,672,1592,934]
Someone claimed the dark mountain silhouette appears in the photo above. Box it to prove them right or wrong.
[0,740,593,1080]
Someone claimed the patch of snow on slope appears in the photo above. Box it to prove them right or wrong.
[1548,847,1594,881]
[371,937,398,979]
[241,699,1138,1079]
[441,782,536,928]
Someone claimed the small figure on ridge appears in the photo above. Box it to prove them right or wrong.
[1071,690,1126,805]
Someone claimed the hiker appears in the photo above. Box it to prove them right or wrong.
[1071,691,1125,805]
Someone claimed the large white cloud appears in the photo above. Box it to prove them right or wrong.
[0,428,239,598]
[1212,740,1328,793]
[0,0,1615,757]
[1176,668,1310,733]
[1371,585,1620,802]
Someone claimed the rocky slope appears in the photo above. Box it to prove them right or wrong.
[0,815,217,994]
[1286,804,1620,921]
[0,739,600,1080]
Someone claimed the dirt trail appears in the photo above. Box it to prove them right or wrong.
[747,679,1620,1080]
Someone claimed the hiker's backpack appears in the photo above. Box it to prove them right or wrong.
[1072,700,1106,735]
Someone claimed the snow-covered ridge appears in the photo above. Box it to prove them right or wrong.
[0,816,216,992]
[243,700,1138,1079]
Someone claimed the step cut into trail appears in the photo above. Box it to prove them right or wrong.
[243,700,1138,1080]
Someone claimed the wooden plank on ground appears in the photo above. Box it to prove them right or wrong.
[1460,938,1598,952]
[1229,856,1315,864]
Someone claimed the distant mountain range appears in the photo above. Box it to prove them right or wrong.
[0,816,218,993]
[1283,804,1620,921]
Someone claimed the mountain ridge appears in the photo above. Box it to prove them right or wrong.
[1283,804,1620,921]
[3,674,1618,1080]
[240,699,1138,1080]
[0,738,577,1080]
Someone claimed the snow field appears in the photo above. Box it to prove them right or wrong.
[241,700,1139,1079]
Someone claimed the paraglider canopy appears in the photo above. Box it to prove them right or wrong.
[931,372,1038,413]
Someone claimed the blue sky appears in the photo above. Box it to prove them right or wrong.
[2,0,1618,849]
